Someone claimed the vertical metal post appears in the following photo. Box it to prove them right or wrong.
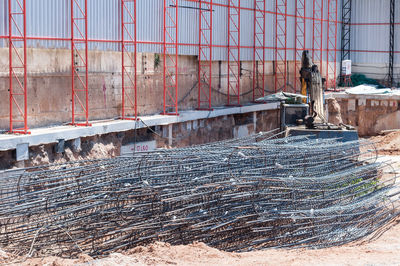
[227,0,241,106]
[274,0,287,92]
[71,0,91,126]
[294,0,306,94]
[121,0,137,120]
[8,0,30,134]
[326,0,338,90]
[71,0,74,125]
[253,0,266,102]
[340,0,352,85]
[163,0,179,115]
[388,0,395,87]
[198,0,213,110]
[312,0,323,76]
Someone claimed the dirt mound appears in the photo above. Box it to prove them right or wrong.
[369,130,400,155]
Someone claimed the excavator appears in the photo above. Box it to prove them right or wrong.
[285,51,357,141]
[299,50,326,129]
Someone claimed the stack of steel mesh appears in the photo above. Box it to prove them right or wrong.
[0,130,399,257]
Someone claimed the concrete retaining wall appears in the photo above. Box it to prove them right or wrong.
[0,109,279,170]
[327,93,400,136]
[0,47,311,131]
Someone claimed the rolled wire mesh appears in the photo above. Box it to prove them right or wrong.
[0,130,399,257]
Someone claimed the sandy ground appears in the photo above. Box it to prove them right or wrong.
[2,132,400,266]
[2,219,400,266]
[369,131,400,156]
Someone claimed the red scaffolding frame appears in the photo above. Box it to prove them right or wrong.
[312,0,324,76]
[121,0,137,120]
[326,0,338,90]
[274,0,287,92]
[0,2,350,134]
[71,0,90,126]
[163,0,179,115]
[198,0,213,110]
[227,0,241,106]
[294,0,306,94]
[253,0,266,102]
[8,0,29,134]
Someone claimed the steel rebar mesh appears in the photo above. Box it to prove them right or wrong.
[0,130,399,257]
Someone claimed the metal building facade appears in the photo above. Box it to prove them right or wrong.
[351,0,399,64]
[1,0,345,63]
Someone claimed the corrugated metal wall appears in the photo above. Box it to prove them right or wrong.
[0,0,7,48]
[351,0,398,64]
[351,0,399,80]
[27,0,70,49]
[0,0,347,64]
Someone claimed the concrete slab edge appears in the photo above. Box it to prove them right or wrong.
[327,92,400,100]
[0,103,279,151]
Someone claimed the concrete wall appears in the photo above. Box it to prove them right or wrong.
[0,48,206,129]
[155,110,279,148]
[0,109,279,170]
[327,94,400,136]
[0,47,303,131]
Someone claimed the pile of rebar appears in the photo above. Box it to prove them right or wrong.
[0,130,399,257]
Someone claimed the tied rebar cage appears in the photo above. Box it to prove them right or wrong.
[198,0,213,111]
[227,0,241,106]
[163,0,179,116]
[8,0,29,134]
[71,0,90,127]
[0,132,399,257]
[274,0,287,93]
[121,0,138,121]
[253,0,266,102]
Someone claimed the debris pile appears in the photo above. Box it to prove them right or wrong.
[0,131,399,257]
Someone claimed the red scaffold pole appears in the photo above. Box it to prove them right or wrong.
[274,0,287,92]
[70,0,91,126]
[253,0,266,102]
[294,0,306,94]
[227,0,241,106]
[8,0,30,134]
[197,0,213,110]
[121,0,138,120]
[162,0,179,115]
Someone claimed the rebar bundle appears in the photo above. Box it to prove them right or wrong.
[0,130,399,257]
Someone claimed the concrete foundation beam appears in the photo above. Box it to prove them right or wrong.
[16,143,29,161]
[0,103,279,152]
[55,139,65,153]
[71,138,81,152]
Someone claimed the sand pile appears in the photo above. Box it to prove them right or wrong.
[369,130,400,155]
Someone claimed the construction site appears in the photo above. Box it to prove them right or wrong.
[1,0,400,265]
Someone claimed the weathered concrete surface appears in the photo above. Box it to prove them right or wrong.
[0,47,306,131]
[327,93,400,136]
[0,102,279,151]
[1,48,202,129]
[374,111,400,133]
[0,108,280,170]
[0,48,261,130]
